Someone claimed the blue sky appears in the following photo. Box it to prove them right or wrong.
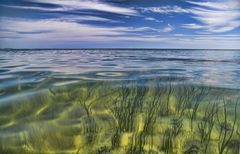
[0,0,239,49]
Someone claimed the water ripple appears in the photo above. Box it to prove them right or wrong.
[0,49,240,91]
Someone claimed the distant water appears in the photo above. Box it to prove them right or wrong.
[0,49,240,154]
[1,49,240,91]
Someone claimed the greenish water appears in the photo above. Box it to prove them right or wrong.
[0,49,240,154]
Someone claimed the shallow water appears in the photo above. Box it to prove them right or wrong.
[0,49,240,154]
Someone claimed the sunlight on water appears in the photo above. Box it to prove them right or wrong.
[0,49,240,154]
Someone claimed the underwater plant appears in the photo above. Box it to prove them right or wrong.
[127,132,147,154]
[217,99,238,154]
[197,101,217,153]
[132,80,148,111]
[235,124,240,154]
[77,83,96,117]
[160,117,182,153]
[142,86,164,134]
[109,82,148,132]
[188,87,207,131]
[171,118,183,137]
[237,124,240,137]
[175,85,194,118]
[237,124,240,138]
[74,83,100,153]
[165,83,173,116]
[111,130,121,149]
[161,128,174,154]
[76,115,99,154]
[96,146,111,154]
[156,80,174,116]
[184,144,200,154]
[83,117,98,144]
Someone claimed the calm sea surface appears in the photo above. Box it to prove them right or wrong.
[0,49,240,154]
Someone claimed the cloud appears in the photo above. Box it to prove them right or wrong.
[0,4,63,12]
[56,15,116,23]
[0,17,125,40]
[162,24,174,32]
[0,17,174,43]
[182,23,204,29]
[140,6,189,14]
[184,0,240,33]
[0,1,239,48]
[23,0,139,16]
[1,3,124,23]
[2,17,238,49]
[144,17,161,22]
[187,0,239,10]
[123,25,174,33]
[138,0,239,33]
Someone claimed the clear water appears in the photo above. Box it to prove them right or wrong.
[0,49,240,154]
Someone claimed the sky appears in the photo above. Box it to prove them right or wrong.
[0,0,239,49]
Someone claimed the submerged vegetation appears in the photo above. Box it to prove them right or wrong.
[0,80,239,154]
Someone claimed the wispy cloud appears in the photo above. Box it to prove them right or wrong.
[184,0,240,33]
[182,23,204,29]
[0,4,63,12]
[0,17,125,40]
[1,17,238,49]
[162,24,174,32]
[0,0,239,48]
[0,17,173,42]
[140,6,189,14]
[187,0,239,10]
[138,1,240,33]
[23,0,139,16]
[56,15,117,23]
[144,17,161,22]
[1,3,125,23]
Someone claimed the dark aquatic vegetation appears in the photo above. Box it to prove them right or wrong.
[217,99,238,154]
[161,128,174,154]
[198,101,218,154]
[0,49,240,154]
[171,118,183,137]
[184,144,200,154]
[109,83,140,132]
[187,87,207,131]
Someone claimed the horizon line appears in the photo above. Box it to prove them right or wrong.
[0,48,240,50]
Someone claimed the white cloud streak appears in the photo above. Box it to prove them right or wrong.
[56,15,116,22]
[185,0,240,33]
[182,23,204,29]
[24,0,138,16]
[0,4,64,12]
[144,17,161,22]
[187,0,239,10]
[0,1,239,48]
[162,24,174,32]
[0,17,239,49]
[138,0,240,33]
[0,17,173,42]
[140,6,189,14]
